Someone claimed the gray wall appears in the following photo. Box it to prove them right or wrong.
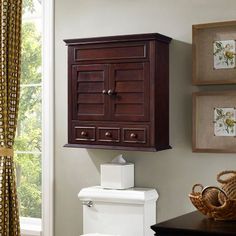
[54,1,236,235]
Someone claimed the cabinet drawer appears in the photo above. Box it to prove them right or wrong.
[97,127,120,143]
[74,126,96,141]
[73,42,147,62]
[122,128,147,144]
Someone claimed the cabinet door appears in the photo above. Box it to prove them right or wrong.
[71,64,109,121]
[109,63,149,121]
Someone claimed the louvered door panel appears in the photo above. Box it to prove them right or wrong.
[72,64,109,120]
[110,63,149,121]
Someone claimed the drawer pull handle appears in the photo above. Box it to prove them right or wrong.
[130,133,137,139]
[81,131,87,137]
[105,131,112,137]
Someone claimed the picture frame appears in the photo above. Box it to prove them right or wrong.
[192,21,236,85]
[193,91,236,153]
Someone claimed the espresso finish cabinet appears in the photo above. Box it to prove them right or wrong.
[151,211,236,235]
[64,33,172,151]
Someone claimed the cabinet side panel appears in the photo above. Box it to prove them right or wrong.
[155,41,171,149]
[149,41,156,147]
[68,46,73,143]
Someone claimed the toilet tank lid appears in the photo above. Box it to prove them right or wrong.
[78,186,158,204]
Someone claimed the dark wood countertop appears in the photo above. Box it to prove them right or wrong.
[151,211,236,235]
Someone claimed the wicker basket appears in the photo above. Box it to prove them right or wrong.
[189,184,219,219]
[217,170,236,204]
[189,184,236,221]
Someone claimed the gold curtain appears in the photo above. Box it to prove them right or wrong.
[0,0,23,235]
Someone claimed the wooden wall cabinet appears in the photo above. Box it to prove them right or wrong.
[64,33,172,151]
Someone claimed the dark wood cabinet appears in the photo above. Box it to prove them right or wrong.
[64,33,172,151]
[151,211,236,236]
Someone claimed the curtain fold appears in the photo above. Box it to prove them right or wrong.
[0,0,23,235]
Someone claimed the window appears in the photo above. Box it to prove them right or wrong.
[14,0,53,235]
[15,0,42,219]
[14,0,43,231]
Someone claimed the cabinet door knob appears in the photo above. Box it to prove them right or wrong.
[81,131,87,137]
[130,133,137,139]
[107,89,116,96]
[102,89,107,95]
[105,131,112,137]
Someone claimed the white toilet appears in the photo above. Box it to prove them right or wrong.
[78,186,158,236]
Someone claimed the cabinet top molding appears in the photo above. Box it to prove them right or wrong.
[64,33,172,46]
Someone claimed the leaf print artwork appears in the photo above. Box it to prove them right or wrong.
[214,107,236,136]
[213,40,236,69]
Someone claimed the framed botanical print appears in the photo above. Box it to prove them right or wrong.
[193,91,236,153]
[192,21,236,85]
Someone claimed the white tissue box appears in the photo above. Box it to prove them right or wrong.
[101,163,134,189]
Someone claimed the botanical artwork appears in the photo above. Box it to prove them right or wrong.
[214,107,236,136]
[213,40,236,69]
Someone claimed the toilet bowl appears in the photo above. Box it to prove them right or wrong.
[78,186,158,236]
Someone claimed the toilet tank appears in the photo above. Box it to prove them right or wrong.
[78,186,158,236]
